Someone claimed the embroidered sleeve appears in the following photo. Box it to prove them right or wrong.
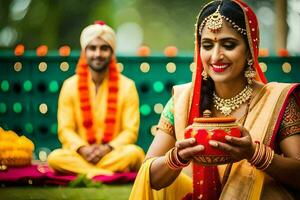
[278,95,300,141]
[156,97,175,137]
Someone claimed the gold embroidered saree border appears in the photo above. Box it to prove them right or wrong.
[157,116,175,137]
[279,95,300,140]
[264,84,296,145]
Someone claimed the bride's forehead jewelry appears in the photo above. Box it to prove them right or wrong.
[205,4,223,33]
[199,4,247,36]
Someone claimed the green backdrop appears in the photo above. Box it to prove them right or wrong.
[0,52,299,158]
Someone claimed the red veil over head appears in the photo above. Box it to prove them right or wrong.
[186,1,267,199]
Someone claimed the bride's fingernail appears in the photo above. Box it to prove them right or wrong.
[209,141,218,147]
[225,135,231,141]
[197,145,204,151]
[190,138,196,143]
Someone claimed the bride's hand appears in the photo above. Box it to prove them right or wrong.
[208,126,256,161]
[175,138,205,162]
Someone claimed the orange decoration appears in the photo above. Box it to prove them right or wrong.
[194,117,236,123]
[36,45,48,57]
[259,48,269,57]
[59,45,71,56]
[278,48,289,57]
[14,44,25,56]
[76,54,119,144]
[164,46,178,57]
[137,45,151,57]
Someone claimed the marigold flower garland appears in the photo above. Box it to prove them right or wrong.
[76,54,119,144]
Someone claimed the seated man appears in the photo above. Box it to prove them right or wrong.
[48,21,145,178]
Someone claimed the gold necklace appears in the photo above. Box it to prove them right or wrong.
[213,85,253,116]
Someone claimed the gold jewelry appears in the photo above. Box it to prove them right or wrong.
[199,5,247,36]
[201,70,208,80]
[248,141,274,171]
[203,109,212,117]
[247,58,253,66]
[245,67,256,84]
[213,85,253,116]
[206,4,223,33]
[245,59,256,85]
[258,146,274,171]
[165,147,190,170]
[249,141,260,164]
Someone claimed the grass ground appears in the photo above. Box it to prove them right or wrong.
[0,184,133,200]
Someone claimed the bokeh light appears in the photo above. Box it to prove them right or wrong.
[140,104,151,116]
[282,62,292,73]
[140,62,150,73]
[49,80,59,93]
[154,103,164,114]
[166,62,176,73]
[153,81,164,93]
[38,62,47,72]
[13,102,22,113]
[39,103,48,114]
[259,62,268,72]
[14,62,22,72]
[23,80,32,92]
[0,80,10,92]
[60,62,69,72]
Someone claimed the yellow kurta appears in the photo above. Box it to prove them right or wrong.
[48,73,145,177]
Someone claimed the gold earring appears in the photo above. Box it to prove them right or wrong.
[201,70,208,80]
[247,58,253,66]
[245,58,256,84]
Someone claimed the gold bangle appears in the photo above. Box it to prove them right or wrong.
[252,142,265,166]
[258,147,274,171]
[255,145,267,168]
[165,148,180,170]
[256,145,268,169]
[173,147,190,167]
[249,141,260,163]
[164,147,190,170]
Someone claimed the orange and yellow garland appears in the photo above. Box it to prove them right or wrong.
[76,54,119,144]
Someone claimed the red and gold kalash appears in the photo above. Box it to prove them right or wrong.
[185,111,241,165]
[0,127,34,167]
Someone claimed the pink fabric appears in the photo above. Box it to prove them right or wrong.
[0,164,137,185]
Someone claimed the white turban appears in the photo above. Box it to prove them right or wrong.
[80,22,116,52]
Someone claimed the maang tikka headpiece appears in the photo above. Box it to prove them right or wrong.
[199,2,247,36]
[206,4,223,32]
